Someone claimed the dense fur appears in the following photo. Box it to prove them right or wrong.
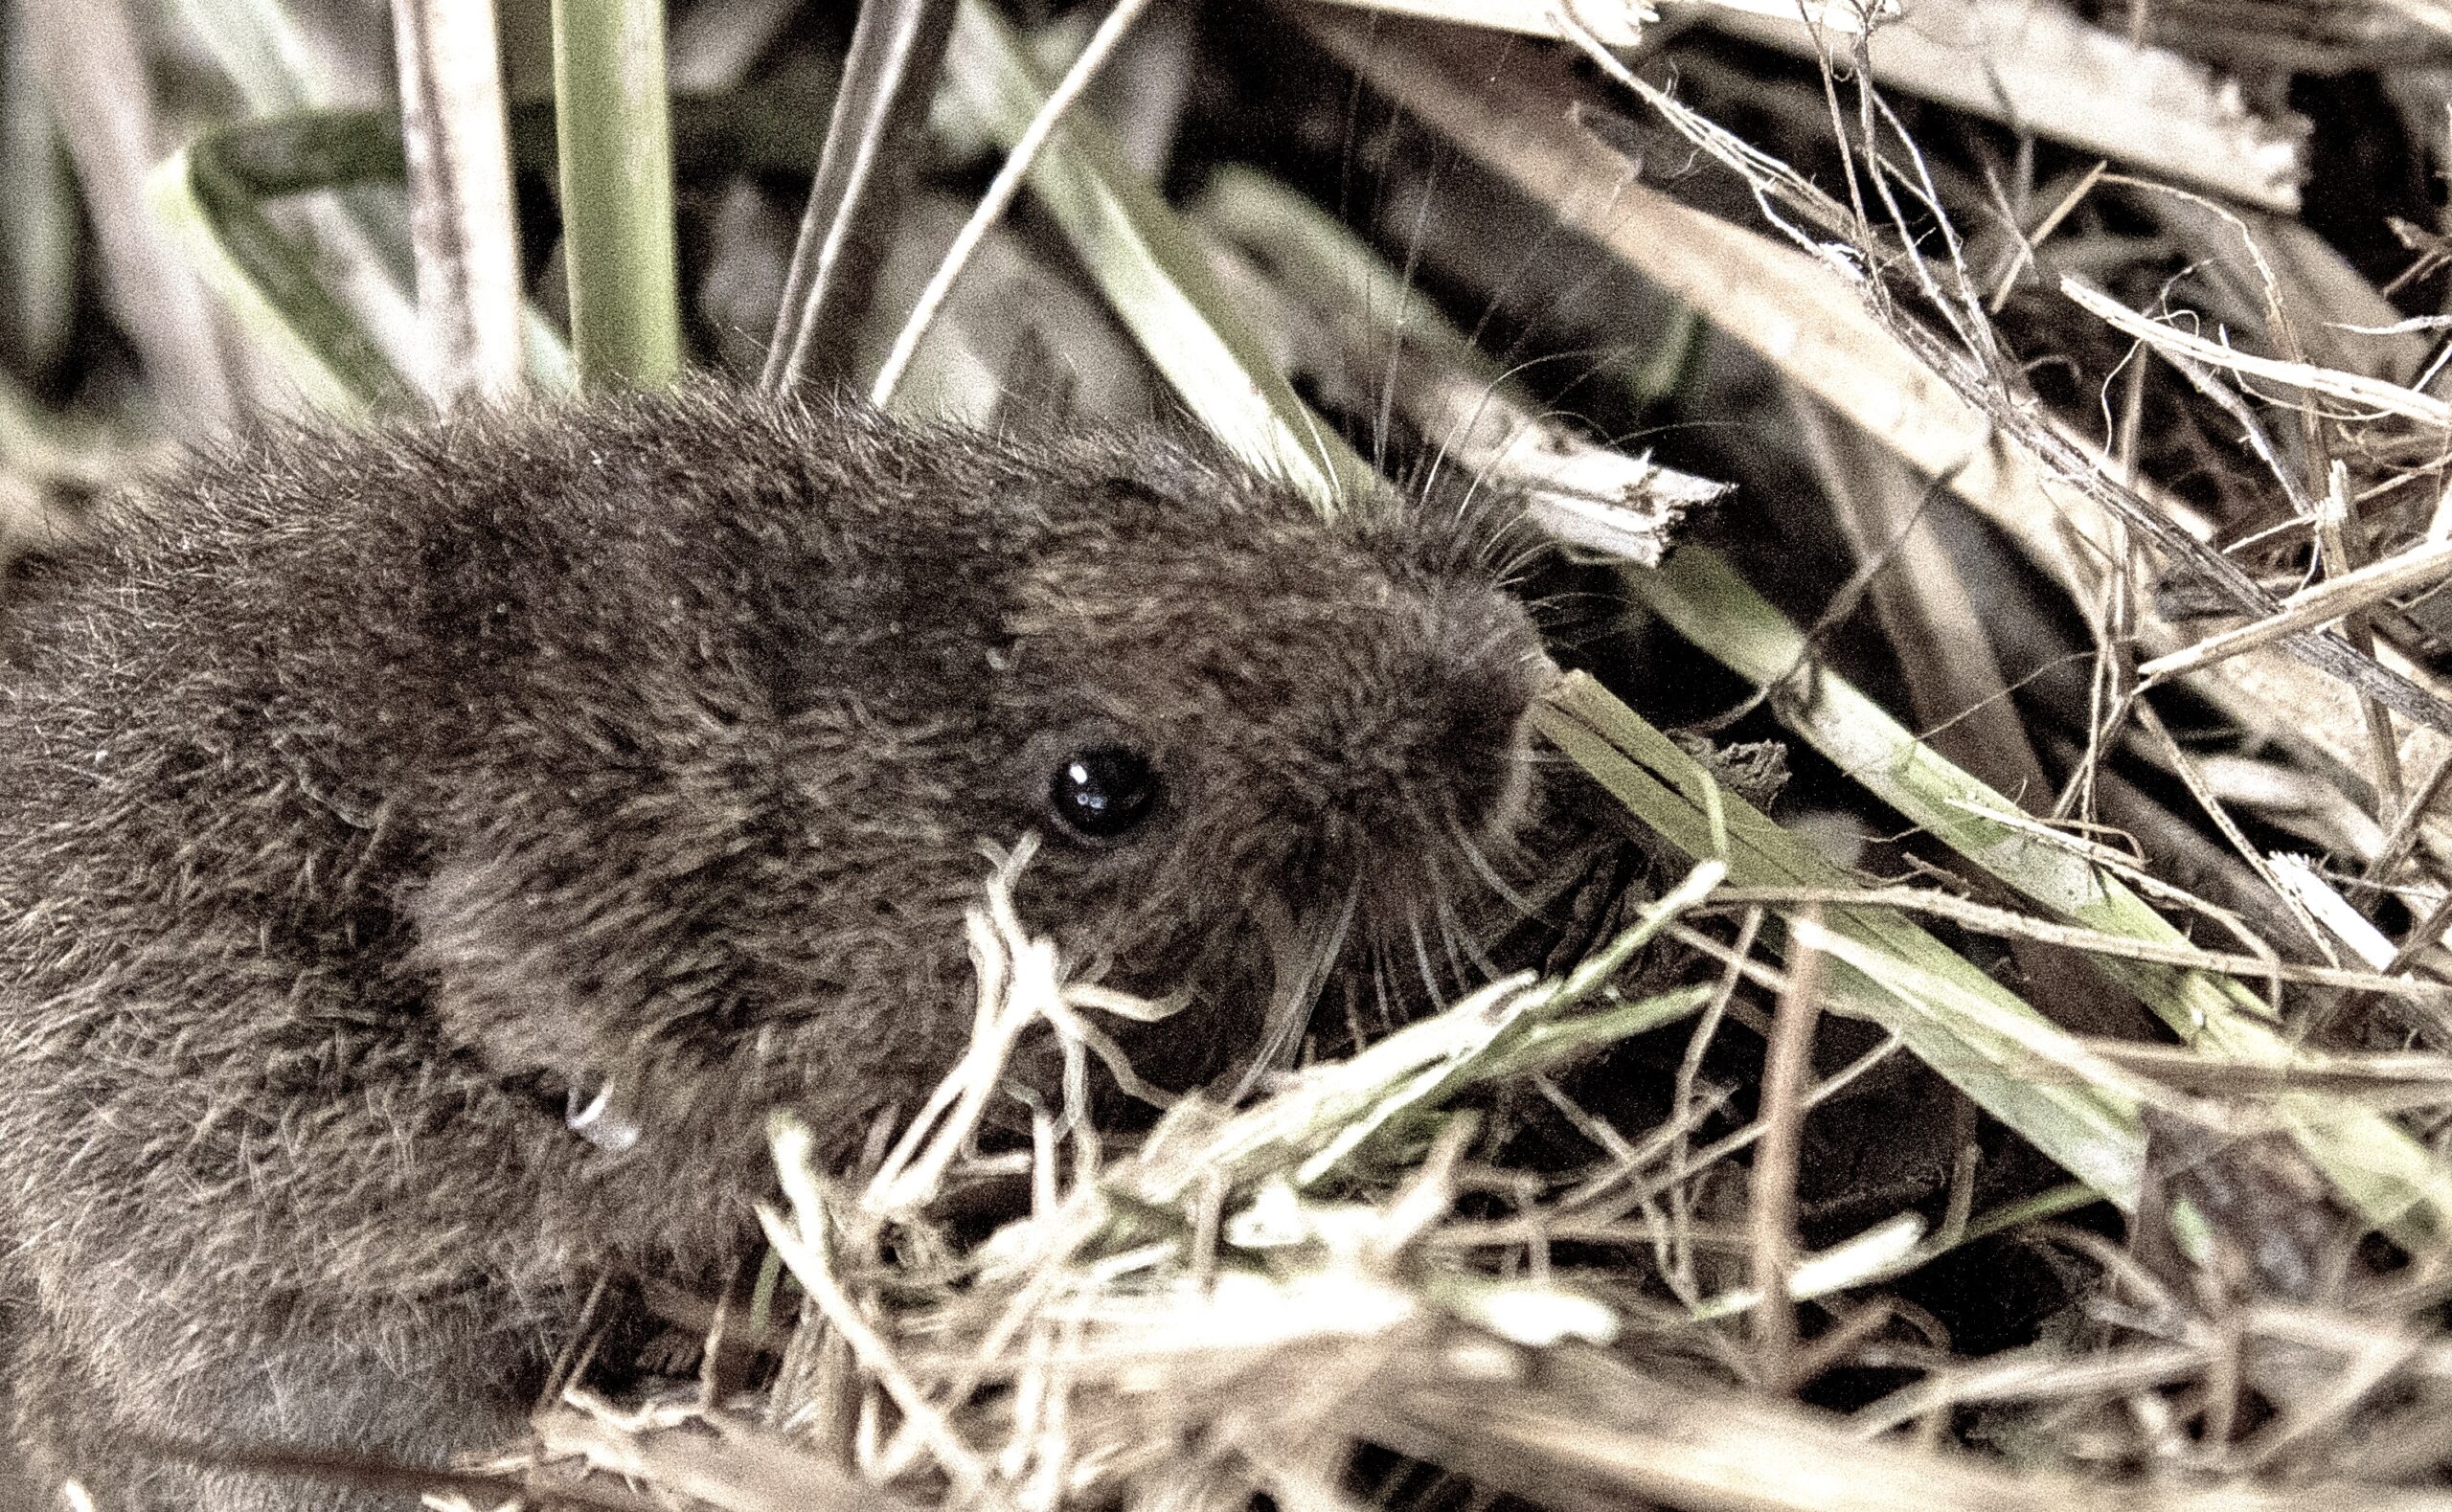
[0,386,1545,1509]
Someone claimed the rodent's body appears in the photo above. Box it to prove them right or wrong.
[0,387,1545,1509]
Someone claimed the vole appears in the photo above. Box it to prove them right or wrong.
[0,383,1549,1511]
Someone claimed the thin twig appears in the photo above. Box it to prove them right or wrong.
[870,0,1159,407]
[2139,536,2452,681]
[1702,886,2452,1003]
[1749,910,1824,1392]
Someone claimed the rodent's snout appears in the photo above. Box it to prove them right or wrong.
[1279,584,1550,895]
[1413,592,1550,846]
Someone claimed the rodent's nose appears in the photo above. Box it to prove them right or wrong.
[1419,598,1549,842]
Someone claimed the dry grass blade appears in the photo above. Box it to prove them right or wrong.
[1351,1343,2452,1512]
[527,1328,2452,1512]
[761,0,957,394]
[1748,913,1823,1390]
[934,0,1377,506]
[1304,0,1896,39]
[1305,0,1652,43]
[535,1403,925,1512]
[1850,1341,2214,1436]
[763,1123,998,1499]
[2063,276,2452,430]
[390,0,524,404]
[1704,0,2306,210]
[103,1433,658,1512]
[1708,884,2452,1003]
[2313,462,2406,821]
[2088,1040,2452,1098]
[25,0,234,433]
[872,0,1154,407]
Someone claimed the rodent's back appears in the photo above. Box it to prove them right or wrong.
[0,382,1548,1373]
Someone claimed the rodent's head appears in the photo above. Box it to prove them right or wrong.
[398,391,1548,1247]
[976,441,1549,1045]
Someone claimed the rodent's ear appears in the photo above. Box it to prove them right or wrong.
[405,851,601,1082]
[1092,475,1178,511]
[1089,437,1250,517]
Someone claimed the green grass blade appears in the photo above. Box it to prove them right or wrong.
[148,141,408,409]
[931,0,1377,510]
[143,90,839,408]
[552,0,683,386]
[1627,546,2452,1237]
[1538,673,2151,1208]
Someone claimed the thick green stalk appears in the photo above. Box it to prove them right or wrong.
[551,0,681,386]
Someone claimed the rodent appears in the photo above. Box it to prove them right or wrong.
[0,382,1549,1510]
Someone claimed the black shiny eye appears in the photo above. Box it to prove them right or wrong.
[1047,745,1159,842]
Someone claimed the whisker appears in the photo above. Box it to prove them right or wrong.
[1228,884,1359,1103]
[1436,890,1504,983]
[1433,890,1472,990]
[1449,813,1539,921]
[1372,950,1402,1035]
[1404,910,1444,1010]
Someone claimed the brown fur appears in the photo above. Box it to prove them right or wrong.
[0,385,1545,1509]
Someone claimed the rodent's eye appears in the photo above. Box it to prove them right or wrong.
[1047,745,1159,843]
